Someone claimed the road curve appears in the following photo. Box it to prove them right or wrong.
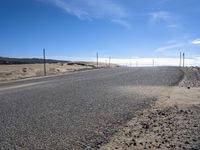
[0,67,184,149]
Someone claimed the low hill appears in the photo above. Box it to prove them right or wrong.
[0,57,69,65]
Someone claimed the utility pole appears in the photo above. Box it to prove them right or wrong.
[43,48,46,76]
[96,52,99,68]
[109,57,111,68]
[183,52,185,67]
[180,52,182,67]
[152,59,154,67]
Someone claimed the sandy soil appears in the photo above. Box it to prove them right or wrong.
[0,62,114,81]
[100,67,200,150]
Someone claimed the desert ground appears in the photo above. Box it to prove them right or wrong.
[0,67,185,149]
[0,62,115,81]
[0,66,199,149]
[100,67,200,150]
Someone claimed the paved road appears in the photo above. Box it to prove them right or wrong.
[0,67,184,149]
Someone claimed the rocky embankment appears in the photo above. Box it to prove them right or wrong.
[100,67,200,150]
[100,106,200,150]
[179,67,200,87]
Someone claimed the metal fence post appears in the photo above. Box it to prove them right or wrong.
[96,52,99,68]
[43,48,46,76]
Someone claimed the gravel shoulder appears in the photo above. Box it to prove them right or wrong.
[100,67,200,150]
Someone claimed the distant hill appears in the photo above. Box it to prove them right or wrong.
[0,57,70,65]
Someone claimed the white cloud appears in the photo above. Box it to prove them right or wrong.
[191,39,200,45]
[155,36,192,53]
[97,57,200,67]
[49,56,200,67]
[149,11,171,22]
[111,19,131,29]
[155,44,183,52]
[167,24,182,29]
[148,11,181,29]
[41,0,129,28]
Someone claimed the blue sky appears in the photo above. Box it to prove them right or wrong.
[0,0,200,65]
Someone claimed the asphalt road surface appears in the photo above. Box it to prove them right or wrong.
[0,67,184,149]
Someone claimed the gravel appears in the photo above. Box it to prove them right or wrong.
[0,67,184,149]
[101,106,200,150]
[100,67,200,150]
[179,67,200,87]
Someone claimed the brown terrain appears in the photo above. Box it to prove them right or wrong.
[0,62,116,81]
[100,67,200,150]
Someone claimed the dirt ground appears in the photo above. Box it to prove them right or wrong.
[0,62,114,81]
[100,67,200,150]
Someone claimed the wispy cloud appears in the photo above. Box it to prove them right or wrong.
[41,0,130,28]
[191,39,200,45]
[155,43,183,52]
[148,11,182,29]
[167,24,182,29]
[149,11,171,23]
[111,19,131,29]
[155,36,200,53]
[156,0,171,5]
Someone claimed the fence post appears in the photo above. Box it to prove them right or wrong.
[96,52,99,68]
[180,52,182,67]
[43,48,46,76]
[109,57,111,68]
[152,59,154,67]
